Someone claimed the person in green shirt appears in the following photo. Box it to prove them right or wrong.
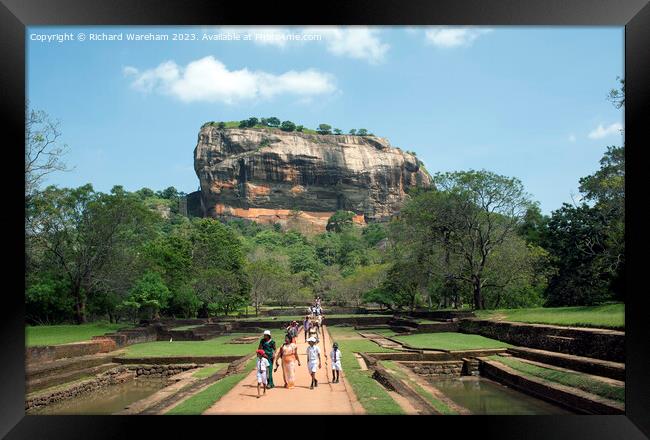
[258,330,276,388]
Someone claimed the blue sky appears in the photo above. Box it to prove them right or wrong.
[27,26,623,214]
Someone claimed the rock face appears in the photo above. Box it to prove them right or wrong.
[193,126,432,232]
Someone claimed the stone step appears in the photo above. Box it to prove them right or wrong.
[26,352,118,381]
[507,347,625,381]
[27,363,120,394]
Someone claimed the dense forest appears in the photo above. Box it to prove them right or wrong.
[24,81,624,324]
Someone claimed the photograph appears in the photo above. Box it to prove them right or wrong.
[21,24,630,418]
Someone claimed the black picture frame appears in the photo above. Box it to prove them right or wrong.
[2,0,648,438]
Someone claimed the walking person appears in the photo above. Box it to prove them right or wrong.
[289,321,299,343]
[306,336,322,389]
[303,315,311,341]
[274,335,301,388]
[255,349,270,398]
[330,342,342,384]
[258,330,276,389]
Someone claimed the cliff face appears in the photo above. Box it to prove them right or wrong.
[193,126,432,232]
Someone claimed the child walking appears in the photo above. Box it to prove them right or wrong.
[330,342,342,384]
[255,349,270,398]
[306,337,321,389]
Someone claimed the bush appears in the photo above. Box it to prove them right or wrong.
[281,120,296,132]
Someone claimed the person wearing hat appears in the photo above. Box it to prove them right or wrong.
[258,330,276,388]
[255,349,270,398]
[306,336,321,389]
[329,342,342,384]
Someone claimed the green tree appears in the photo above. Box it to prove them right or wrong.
[266,117,281,127]
[326,210,355,233]
[333,128,342,135]
[125,271,171,321]
[280,120,296,132]
[362,222,387,247]
[296,125,304,132]
[189,219,250,316]
[248,117,259,127]
[357,128,368,136]
[156,186,179,200]
[349,129,357,135]
[607,77,625,109]
[518,203,548,246]
[543,203,612,306]
[431,171,532,309]
[27,184,159,323]
[25,104,71,199]
[317,124,332,135]
[218,122,226,129]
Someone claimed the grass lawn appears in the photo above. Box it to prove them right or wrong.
[26,322,130,347]
[475,303,624,329]
[123,334,259,358]
[381,360,457,415]
[167,358,257,414]
[192,363,229,379]
[489,355,624,402]
[327,326,403,414]
[392,333,511,351]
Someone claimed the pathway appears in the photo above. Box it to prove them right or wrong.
[204,326,364,415]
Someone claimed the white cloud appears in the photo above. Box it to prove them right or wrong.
[123,56,336,104]
[424,27,492,48]
[568,134,576,142]
[588,122,623,139]
[316,27,389,64]
[213,26,389,64]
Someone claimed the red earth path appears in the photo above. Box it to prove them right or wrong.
[204,325,364,415]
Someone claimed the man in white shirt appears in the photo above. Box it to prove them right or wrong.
[256,349,270,398]
[330,342,342,384]
[306,337,321,389]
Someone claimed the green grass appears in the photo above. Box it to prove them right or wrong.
[123,334,259,358]
[489,355,624,402]
[327,326,403,414]
[381,360,457,415]
[26,322,130,346]
[392,332,511,351]
[192,364,229,379]
[167,358,256,414]
[475,303,624,329]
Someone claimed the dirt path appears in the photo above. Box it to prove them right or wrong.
[204,326,363,415]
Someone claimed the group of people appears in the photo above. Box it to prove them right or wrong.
[307,295,323,317]
[254,299,341,398]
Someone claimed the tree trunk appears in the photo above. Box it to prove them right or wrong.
[473,281,483,310]
[75,298,87,324]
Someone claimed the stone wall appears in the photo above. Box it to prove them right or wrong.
[129,364,197,378]
[114,356,242,365]
[98,326,159,347]
[264,307,389,316]
[26,341,110,365]
[398,310,475,320]
[459,319,624,362]
[26,366,135,411]
[479,358,624,414]
[400,361,464,378]
[415,322,459,333]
